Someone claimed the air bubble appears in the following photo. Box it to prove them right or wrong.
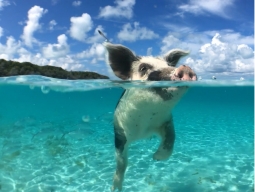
[41,86,50,94]
[82,115,90,123]
[29,85,35,90]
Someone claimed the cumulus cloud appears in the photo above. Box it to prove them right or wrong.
[117,22,159,42]
[99,0,135,19]
[161,35,183,53]
[17,52,84,71]
[160,28,254,55]
[49,20,57,30]
[14,50,49,66]
[21,6,47,47]
[213,30,254,46]
[0,36,85,71]
[0,0,10,10]
[0,35,104,73]
[237,44,254,59]
[178,0,234,18]
[70,13,93,42]
[76,43,105,63]
[42,34,69,59]
[72,1,81,7]
[46,56,84,71]
[182,33,254,77]
[0,36,21,60]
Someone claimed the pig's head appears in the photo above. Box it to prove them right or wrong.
[104,42,197,82]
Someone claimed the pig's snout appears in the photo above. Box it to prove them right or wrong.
[172,65,197,81]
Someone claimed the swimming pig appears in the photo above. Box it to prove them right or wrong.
[103,42,197,191]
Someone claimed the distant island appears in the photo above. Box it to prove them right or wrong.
[0,59,109,79]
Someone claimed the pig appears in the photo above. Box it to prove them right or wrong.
[103,42,197,191]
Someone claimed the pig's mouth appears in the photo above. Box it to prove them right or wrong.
[152,86,188,101]
[148,65,197,101]
[148,65,197,82]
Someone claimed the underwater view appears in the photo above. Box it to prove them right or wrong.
[0,75,253,192]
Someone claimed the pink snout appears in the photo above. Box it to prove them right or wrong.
[172,65,197,81]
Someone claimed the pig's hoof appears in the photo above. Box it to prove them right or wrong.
[112,175,123,191]
[153,150,171,161]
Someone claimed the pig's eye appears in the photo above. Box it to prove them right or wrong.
[140,66,147,72]
[139,63,152,76]
[139,67,147,76]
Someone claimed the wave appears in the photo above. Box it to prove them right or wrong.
[0,75,253,93]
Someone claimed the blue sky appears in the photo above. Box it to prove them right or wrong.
[0,0,254,79]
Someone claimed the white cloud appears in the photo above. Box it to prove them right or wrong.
[49,20,57,30]
[0,36,85,71]
[75,43,107,73]
[72,1,82,7]
[218,31,254,46]
[0,37,47,69]
[76,43,105,61]
[183,33,254,77]
[0,36,21,60]
[21,6,47,47]
[70,13,93,42]
[99,0,135,19]
[178,0,234,18]
[42,34,69,59]
[117,22,159,42]
[147,47,152,56]
[160,33,206,58]
[160,30,254,78]
[14,51,49,66]
[15,51,84,71]
[237,44,254,59]
[161,34,183,53]
[0,0,10,10]
[46,56,84,71]
[0,35,106,73]
[160,28,254,56]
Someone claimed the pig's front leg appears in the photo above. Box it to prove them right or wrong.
[153,116,175,161]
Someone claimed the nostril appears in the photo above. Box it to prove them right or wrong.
[178,71,184,78]
[189,72,193,78]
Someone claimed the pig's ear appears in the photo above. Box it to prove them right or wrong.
[163,49,189,67]
[104,42,138,80]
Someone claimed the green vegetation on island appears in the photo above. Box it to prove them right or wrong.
[0,59,109,79]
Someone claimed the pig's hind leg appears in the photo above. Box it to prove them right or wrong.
[153,117,175,161]
[112,125,129,191]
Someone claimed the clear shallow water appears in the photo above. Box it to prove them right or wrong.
[0,75,253,192]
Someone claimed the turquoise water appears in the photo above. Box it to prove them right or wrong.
[0,76,254,192]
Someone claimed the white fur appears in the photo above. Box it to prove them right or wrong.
[114,87,187,143]
[131,57,176,80]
